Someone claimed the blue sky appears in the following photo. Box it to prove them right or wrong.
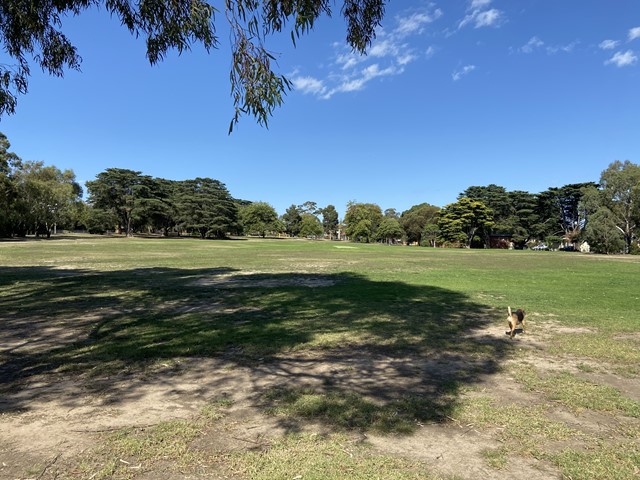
[2,0,639,218]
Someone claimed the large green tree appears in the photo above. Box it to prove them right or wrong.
[320,204,339,240]
[239,201,280,237]
[344,201,383,243]
[0,1,386,130]
[0,132,21,236]
[459,184,511,231]
[86,168,146,236]
[507,190,540,247]
[139,178,178,236]
[584,207,625,254]
[298,213,323,238]
[421,223,440,247]
[535,182,598,245]
[437,198,494,248]
[599,160,640,253]
[376,217,403,244]
[174,178,238,239]
[399,203,439,245]
[281,204,303,237]
[13,161,81,237]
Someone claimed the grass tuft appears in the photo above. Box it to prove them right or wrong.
[512,368,640,417]
[548,441,640,480]
[227,433,440,480]
[549,333,640,367]
[263,387,457,434]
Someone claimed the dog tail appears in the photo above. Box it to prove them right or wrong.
[508,306,512,316]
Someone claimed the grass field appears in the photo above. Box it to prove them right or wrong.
[1,235,639,479]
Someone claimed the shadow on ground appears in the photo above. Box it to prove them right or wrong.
[1,266,509,434]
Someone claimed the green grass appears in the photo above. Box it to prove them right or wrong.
[2,235,640,479]
[547,441,640,480]
[1,237,515,381]
[450,395,580,468]
[512,367,640,417]
[74,398,234,479]
[548,334,640,367]
[263,387,458,434]
[226,433,441,480]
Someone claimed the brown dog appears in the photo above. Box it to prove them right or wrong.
[507,306,526,338]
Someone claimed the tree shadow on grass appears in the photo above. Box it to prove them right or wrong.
[0,265,509,434]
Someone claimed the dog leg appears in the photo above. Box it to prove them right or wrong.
[522,318,526,334]
[509,319,515,338]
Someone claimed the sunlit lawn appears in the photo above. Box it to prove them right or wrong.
[2,235,639,479]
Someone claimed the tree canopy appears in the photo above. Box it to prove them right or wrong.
[599,160,640,253]
[320,204,339,239]
[239,201,280,237]
[0,0,386,130]
[298,213,323,238]
[399,203,439,245]
[344,201,383,243]
[174,178,238,239]
[86,168,146,236]
[437,198,494,248]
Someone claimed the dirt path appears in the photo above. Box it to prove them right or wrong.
[1,322,638,479]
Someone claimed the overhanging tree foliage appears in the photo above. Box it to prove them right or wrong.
[0,0,387,130]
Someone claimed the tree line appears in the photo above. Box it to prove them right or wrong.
[1,132,639,254]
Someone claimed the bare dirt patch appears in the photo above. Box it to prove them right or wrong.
[1,319,637,479]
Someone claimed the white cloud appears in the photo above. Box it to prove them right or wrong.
[599,39,619,50]
[336,51,363,70]
[363,64,398,80]
[322,64,401,99]
[518,37,577,55]
[294,6,442,100]
[470,0,492,9]
[335,78,366,94]
[395,9,443,37]
[520,36,544,53]
[459,0,504,29]
[369,39,397,58]
[546,40,579,54]
[629,27,640,41]
[425,46,436,58]
[474,9,502,28]
[291,76,326,95]
[605,50,638,67]
[452,65,476,81]
[397,53,417,65]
